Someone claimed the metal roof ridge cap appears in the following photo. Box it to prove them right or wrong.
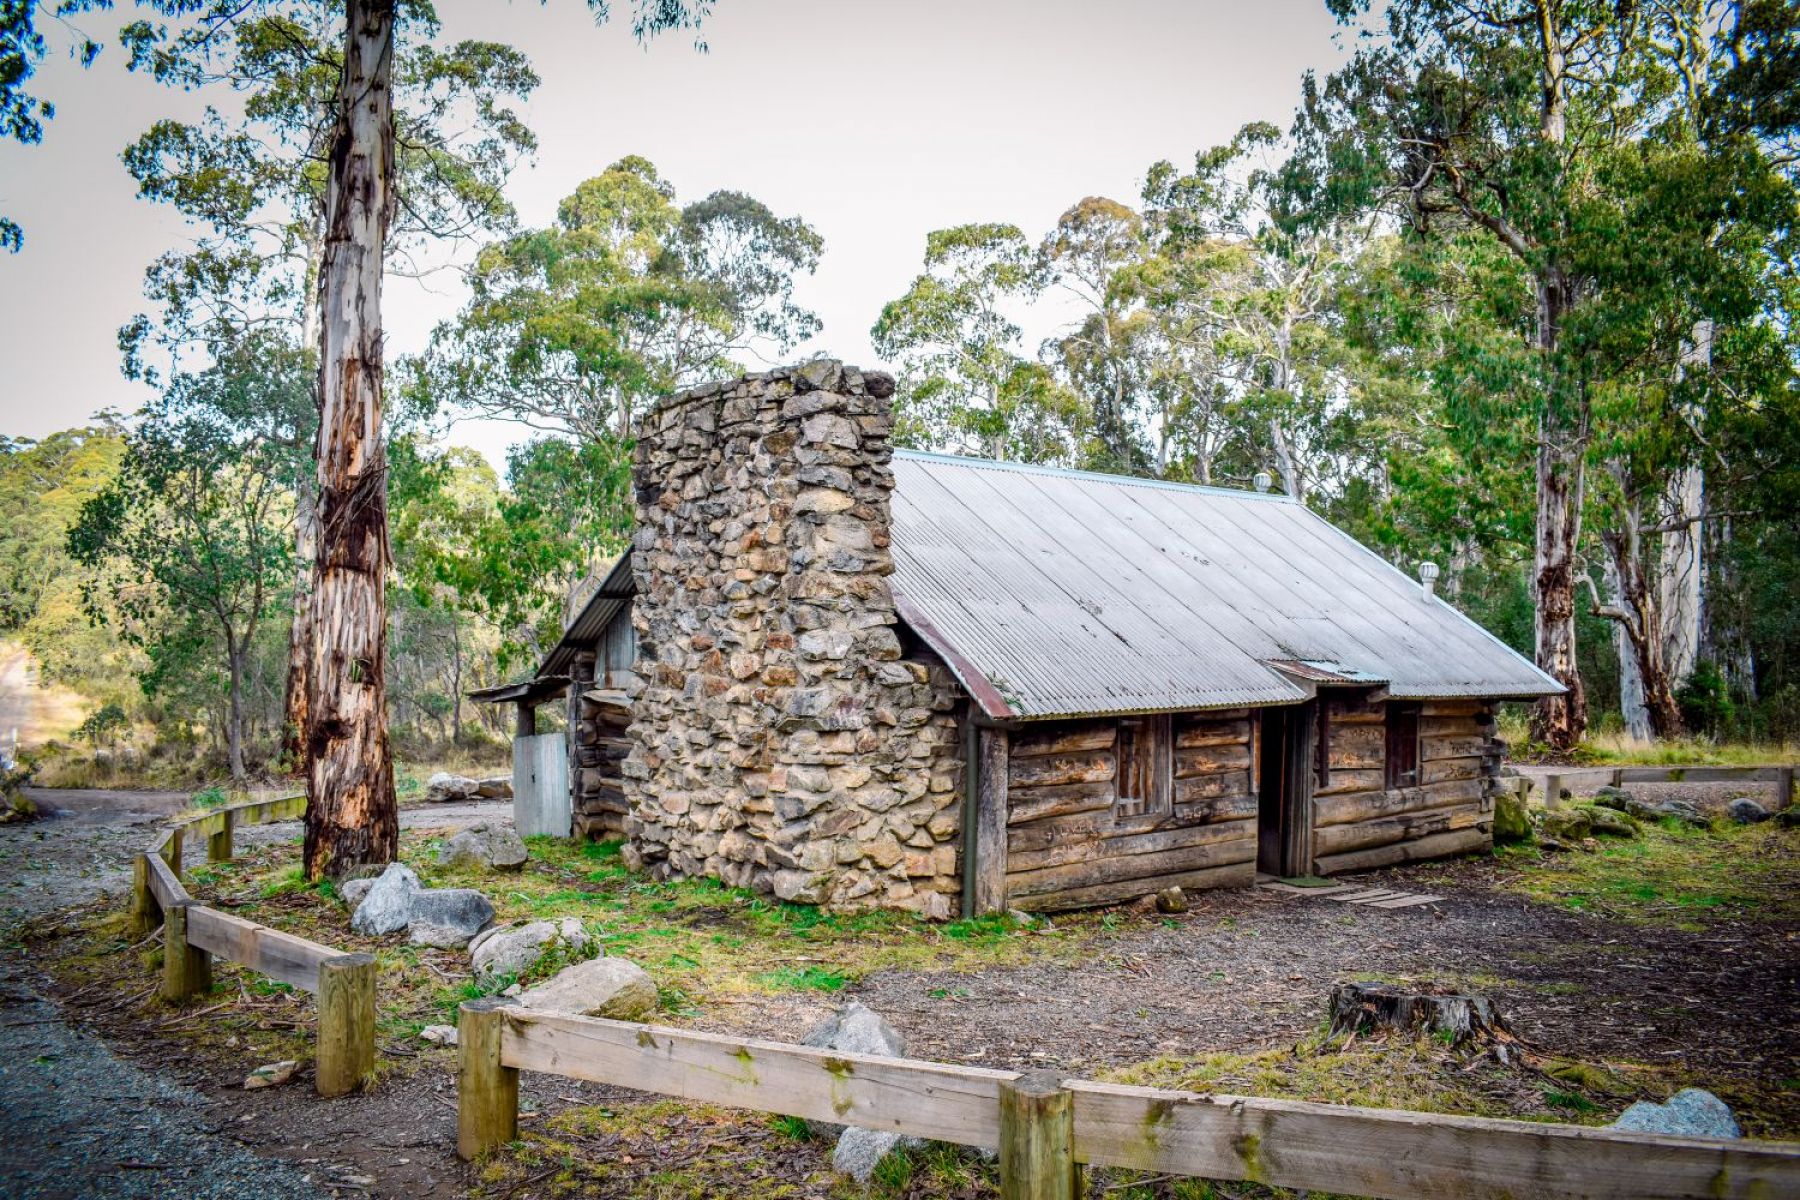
[892,449,1297,503]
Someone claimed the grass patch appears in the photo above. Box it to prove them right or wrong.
[755,965,849,992]
[1493,821,1798,927]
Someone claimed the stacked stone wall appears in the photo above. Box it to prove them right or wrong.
[621,360,963,917]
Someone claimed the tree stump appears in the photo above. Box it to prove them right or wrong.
[1326,983,1518,1059]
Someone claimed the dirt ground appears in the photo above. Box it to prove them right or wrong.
[2,780,1795,1199]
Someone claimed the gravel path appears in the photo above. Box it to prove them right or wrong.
[0,790,506,1199]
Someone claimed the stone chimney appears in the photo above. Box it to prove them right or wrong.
[621,360,962,916]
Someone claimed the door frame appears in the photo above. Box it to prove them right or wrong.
[1257,702,1317,877]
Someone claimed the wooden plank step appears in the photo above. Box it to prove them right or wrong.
[1329,889,1402,903]
[1368,894,1442,909]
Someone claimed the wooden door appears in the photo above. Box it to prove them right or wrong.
[1257,704,1318,877]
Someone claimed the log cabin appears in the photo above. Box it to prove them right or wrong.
[473,361,1560,917]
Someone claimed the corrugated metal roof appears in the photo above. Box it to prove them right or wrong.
[887,450,1562,720]
[539,552,635,681]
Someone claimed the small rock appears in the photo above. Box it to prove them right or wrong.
[1727,798,1769,825]
[244,1060,299,1089]
[419,1024,458,1047]
[1539,808,1591,842]
[470,917,589,982]
[515,956,658,1020]
[1610,1088,1741,1139]
[832,1126,909,1183]
[438,823,529,872]
[1154,886,1188,914]
[1775,808,1800,830]
[1006,908,1037,927]
[338,878,374,909]
[802,1002,907,1140]
[502,983,522,997]
[474,775,513,799]
[350,864,421,936]
[1581,805,1639,838]
[425,772,480,803]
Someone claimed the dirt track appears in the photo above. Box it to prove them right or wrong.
[0,790,506,1199]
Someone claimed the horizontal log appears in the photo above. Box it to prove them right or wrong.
[1314,826,1491,876]
[144,852,189,909]
[1420,758,1482,785]
[1313,802,1485,856]
[1009,812,1252,867]
[1008,834,1256,897]
[1011,860,1255,912]
[1067,1079,1800,1199]
[1173,744,1251,778]
[1420,700,1486,717]
[1173,718,1250,750]
[1420,715,1482,737]
[1326,693,1383,721]
[1179,706,1249,723]
[1313,779,1485,827]
[1009,749,1115,789]
[1330,723,1385,770]
[185,904,344,993]
[1172,770,1252,806]
[1315,768,1384,797]
[500,1010,1012,1149]
[1422,734,1488,762]
[1010,723,1115,759]
[1174,792,1258,825]
[1009,782,1115,826]
[1615,765,1791,783]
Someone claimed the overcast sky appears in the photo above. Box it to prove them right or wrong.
[0,0,1350,471]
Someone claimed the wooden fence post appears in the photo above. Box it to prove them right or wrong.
[161,900,211,1002]
[1543,773,1564,810]
[316,953,377,1097]
[208,809,234,864]
[130,854,157,936]
[998,1069,1078,1200]
[1776,766,1793,812]
[162,827,183,879]
[458,999,518,1160]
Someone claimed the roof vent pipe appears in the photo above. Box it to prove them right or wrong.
[1418,561,1441,596]
[1252,471,1273,493]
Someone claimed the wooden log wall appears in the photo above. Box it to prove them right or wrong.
[571,651,632,841]
[1002,711,1256,911]
[1311,696,1497,876]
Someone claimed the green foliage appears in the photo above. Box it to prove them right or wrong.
[73,703,128,749]
[412,156,822,444]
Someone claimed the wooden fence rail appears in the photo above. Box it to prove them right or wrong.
[1531,763,1793,810]
[456,1004,1800,1200]
[127,792,373,1096]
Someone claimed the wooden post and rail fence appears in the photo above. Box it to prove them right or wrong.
[455,1002,1800,1199]
[119,778,1800,1194]
[1528,763,1794,810]
[129,792,376,1097]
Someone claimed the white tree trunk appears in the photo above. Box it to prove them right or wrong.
[1657,319,1711,693]
[1609,558,1652,740]
[302,0,398,879]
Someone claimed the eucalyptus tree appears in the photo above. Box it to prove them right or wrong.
[116,1,538,775]
[871,223,1082,463]
[416,156,822,445]
[118,0,716,878]
[1286,0,1693,746]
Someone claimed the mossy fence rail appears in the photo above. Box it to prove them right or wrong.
[456,1001,1800,1200]
[128,792,376,1097]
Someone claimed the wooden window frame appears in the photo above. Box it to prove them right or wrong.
[1114,713,1173,821]
[1385,701,1421,790]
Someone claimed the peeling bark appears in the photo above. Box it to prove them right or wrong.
[303,0,398,881]
[1528,272,1588,751]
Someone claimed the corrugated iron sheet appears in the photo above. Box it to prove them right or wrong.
[888,451,1562,720]
[539,552,635,681]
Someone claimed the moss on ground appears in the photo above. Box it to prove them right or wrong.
[1489,821,1797,929]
